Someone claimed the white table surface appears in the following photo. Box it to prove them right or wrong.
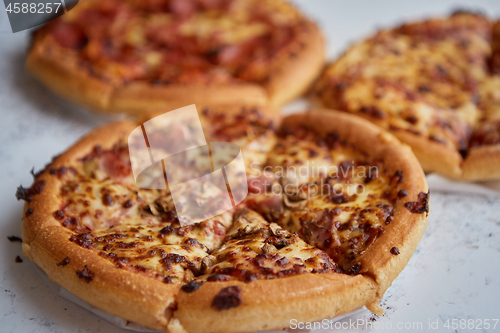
[1,1,500,332]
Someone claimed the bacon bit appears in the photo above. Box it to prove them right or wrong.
[98,149,132,180]
[50,21,87,49]
[25,208,34,217]
[326,192,351,204]
[185,238,204,249]
[261,243,277,255]
[56,257,71,266]
[160,226,174,236]
[160,253,195,269]
[181,281,203,293]
[7,236,22,243]
[122,199,133,208]
[53,210,65,220]
[134,265,149,273]
[458,147,469,160]
[76,267,94,283]
[49,166,68,178]
[16,180,46,202]
[15,256,23,263]
[70,233,94,249]
[201,255,215,274]
[117,242,138,249]
[94,210,103,219]
[359,106,385,119]
[390,247,400,255]
[418,85,431,93]
[347,263,361,275]
[211,286,242,311]
[324,132,340,149]
[429,135,446,144]
[207,274,231,282]
[62,217,79,228]
[404,191,430,214]
[102,193,114,206]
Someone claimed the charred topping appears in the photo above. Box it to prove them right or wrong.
[76,267,94,283]
[7,236,22,243]
[390,247,400,255]
[359,105,385,119]
[56,257,71,266]
[181,281,203,293]
[347,263,361,275]
[404,191,430,214]
[211,286,242,311]
[15,256,23,263]
[15,180,46,202]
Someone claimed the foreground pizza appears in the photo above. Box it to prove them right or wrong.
[314,11,500,180]
[19,107,428,332]
[26,0,324,113]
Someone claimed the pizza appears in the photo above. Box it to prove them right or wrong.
[18,107,428,332]
[26,0,324,114]
[314,11,500,180]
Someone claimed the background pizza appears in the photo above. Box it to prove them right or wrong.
[3,1,500,333]
[314,11,500,180]
[26,0,324,113]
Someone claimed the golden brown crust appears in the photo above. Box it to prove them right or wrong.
[170,274,376,333]
[22,110,428,332]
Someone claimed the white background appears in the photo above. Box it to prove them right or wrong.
[1,1,500,332]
